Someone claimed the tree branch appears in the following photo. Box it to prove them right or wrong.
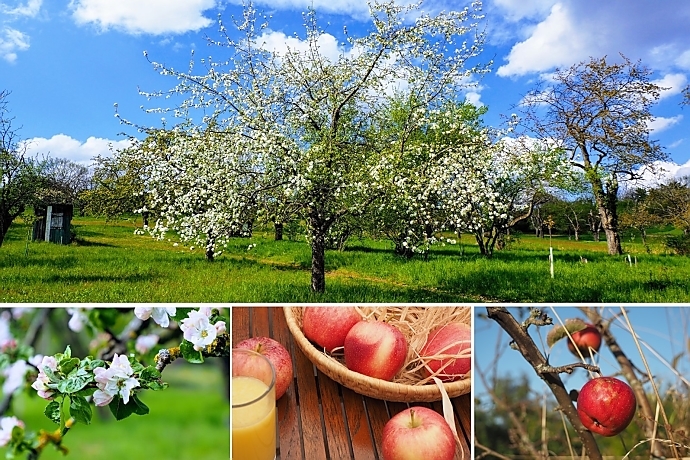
[487,307,603,460]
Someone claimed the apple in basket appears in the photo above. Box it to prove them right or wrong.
[567,323,602,357]
[302,306,362,352]
[419,323,471,382]
[577,376,636,437]
[234,336,293,399]
[344,320,407,381]
[382,406,456,460]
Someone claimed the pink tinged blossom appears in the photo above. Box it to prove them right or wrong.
[31,356,58,400]
[0,416,24,447]
[134,307,176,328]
[180,310,217,351]
[135,334,160,354]
[214,321,227,335]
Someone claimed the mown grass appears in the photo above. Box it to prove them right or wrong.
[10,361,229,460]
[1,217,689,302]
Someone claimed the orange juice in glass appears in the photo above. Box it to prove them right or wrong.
[232,348,277,460]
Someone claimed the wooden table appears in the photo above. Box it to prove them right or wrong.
[232,307,471,460]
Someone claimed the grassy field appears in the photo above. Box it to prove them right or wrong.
[10,361,229,460]
[1,216,689,302]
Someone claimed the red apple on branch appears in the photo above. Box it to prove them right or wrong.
[344,321,407,381]
[419,322,471,382]
[234,336,293,399]
[302,306,362,352]
[577,376,636,436]
[382,406,456,460]
[567,323,602,357]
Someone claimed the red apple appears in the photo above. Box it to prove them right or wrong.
[302,306,362,352]
[419,323,471,382]
[382,406,456,460]
[567,323,602,356]
[577,376,636,436]
[234,337,293,399]
[344,321,407,381]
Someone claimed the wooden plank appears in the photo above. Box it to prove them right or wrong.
[341,387,377,460]
[293,335,329,459]
[272,308,304,460]
[250,306,270,338]
[231,307,250,345]
[364,396,390,460]
[317,372,354,460]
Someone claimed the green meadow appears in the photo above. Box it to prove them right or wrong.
[1,217,688,302]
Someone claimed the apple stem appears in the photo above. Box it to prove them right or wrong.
[408,409,421,428]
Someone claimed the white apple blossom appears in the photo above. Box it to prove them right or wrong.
[134,306,176,328]
[180,310,218,351]
[0,416,24,447]
[93,354,140,406]
[2,360,32,395]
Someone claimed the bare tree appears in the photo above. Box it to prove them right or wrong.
[519,55,668,255]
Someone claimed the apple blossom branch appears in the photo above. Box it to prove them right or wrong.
[486,307,603,460]
[155,332,230,373]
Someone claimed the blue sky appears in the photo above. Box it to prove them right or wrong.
[2,0,690,183]
[475,306,690,411]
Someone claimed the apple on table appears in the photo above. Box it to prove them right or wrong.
[382,406,456,460]
[234,336,294,400]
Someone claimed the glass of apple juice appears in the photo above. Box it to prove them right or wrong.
[232,348,277,460]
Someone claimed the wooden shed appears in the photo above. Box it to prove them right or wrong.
[32,204,74,245]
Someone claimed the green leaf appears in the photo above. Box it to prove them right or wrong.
[57,374,92,394]
[180,340,204,364]
[173,308,195,320]
[546,318,588,348]
[59,357,80,375]
[139,366,161,382]
[127,356,145,374]
[91,308,120,331]
[108,396,136,421]
[82,358,106,371]
[44,401,61,425]
[69,395,92,425]
[63,345,72,359]
[130,394,149,416]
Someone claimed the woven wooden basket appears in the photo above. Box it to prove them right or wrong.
[283,306,471,403]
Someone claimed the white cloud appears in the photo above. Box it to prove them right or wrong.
[648,115,683,134]
[495,1,690,78]
[633,159,690,188]
[22,134,132,165]
[70,0,216,35]
[491,0,557,21]
[497,3,595,77]
[227,0,372,18]
[1,0,42,16]
[465,91,483,107]
[259,30,344,62]
[0,27,29,63]
[652,73,688,100]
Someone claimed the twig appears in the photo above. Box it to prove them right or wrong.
[486,307,603,460]
[535,362,600,375]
